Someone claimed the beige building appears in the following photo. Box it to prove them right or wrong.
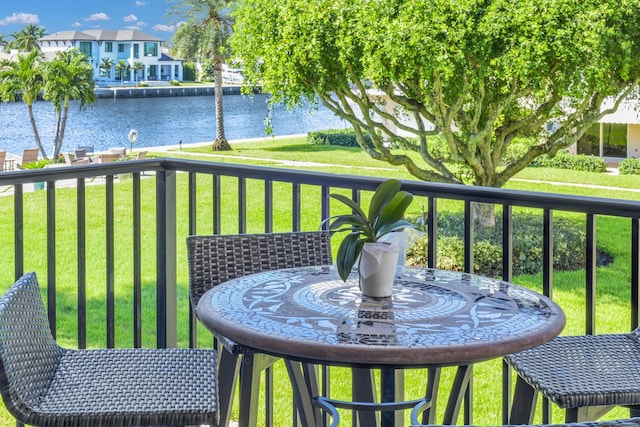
[576,100,640,159]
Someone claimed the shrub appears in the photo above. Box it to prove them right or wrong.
[530,152,607,172]
[169,79,180,86]
[501,139,537,166]
[307,129,372,147]
[406,212,611,277]
[183,62,196,81]
[618,157,640,175]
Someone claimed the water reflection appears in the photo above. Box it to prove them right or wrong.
[0,93,348,156]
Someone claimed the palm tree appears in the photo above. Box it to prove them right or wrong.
[0,50,47,158]
[100,57,114,80]
[42,49,96,158]
[115,60,130,85]
[166,0,234,151]
[7,24,46,52]
[132,61,145,82]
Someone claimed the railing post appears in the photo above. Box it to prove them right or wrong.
[47,181,56,339]
[156,170,177,349]
[14,184,23,281]
[632,218,640,330]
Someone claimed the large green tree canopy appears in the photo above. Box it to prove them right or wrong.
[232,0,640,187]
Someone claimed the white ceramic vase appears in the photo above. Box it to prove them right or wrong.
[358,242,400,298]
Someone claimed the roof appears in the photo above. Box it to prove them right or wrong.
[39,31,96,42]
[600,101,640,125]
[38,29,163,43]
[83,29,163,42]
[159,52,183,62]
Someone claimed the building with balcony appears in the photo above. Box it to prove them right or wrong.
[38,30,184,83]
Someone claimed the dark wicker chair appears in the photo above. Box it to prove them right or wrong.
[187,231,332,427]
[412,417,640,427]
[505,330,640,424]
[0,272,219,427]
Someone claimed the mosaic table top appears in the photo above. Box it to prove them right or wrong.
[197,266,565,368]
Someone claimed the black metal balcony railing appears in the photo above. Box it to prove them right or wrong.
[1,158,639,426]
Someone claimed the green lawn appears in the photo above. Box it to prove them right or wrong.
[0,137,636,426]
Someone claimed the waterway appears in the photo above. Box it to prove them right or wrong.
[0,93,349,156]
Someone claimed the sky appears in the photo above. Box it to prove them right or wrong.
[0,0,176,41]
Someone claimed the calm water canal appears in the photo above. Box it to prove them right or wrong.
[0,93,348,156]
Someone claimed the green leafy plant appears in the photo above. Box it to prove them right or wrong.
[20,159,50,169]
[324,179,415,281]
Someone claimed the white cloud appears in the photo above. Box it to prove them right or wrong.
[124,14,137,22]
[85,13,109,22]
[125,21,147,30]
[153,23,175,32]
[136,1,147,5]
[72,22,81,27]
[0,12,39,26]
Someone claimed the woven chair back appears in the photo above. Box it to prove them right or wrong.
[187,231,332,309]
[20,149,39,164]
[0,273,62,421]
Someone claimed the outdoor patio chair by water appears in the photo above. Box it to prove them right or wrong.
[0,272,220,427]
[505,329,640,424]
[108,147,127,159]
[16,148,39,168]
[63,153,89,166]
[100,152,122,163]
[187,231,332,427]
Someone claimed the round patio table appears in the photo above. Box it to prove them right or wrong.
[197,265,565,427]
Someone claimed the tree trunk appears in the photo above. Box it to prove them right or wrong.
[27,104,47,159]
[53,101,69,158]
[473,202,496,229]
[211,56,231,151]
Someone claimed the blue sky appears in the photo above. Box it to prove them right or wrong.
[0,0,176,41]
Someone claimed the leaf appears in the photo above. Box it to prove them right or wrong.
[336,233,364,281]
[330,193,367,219]
[329,214,369,231]
[376,191,414,232]
[376,219,415,238]
[368,179,401,222]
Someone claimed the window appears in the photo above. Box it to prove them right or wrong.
[577,124,601,155]
[79,42,92,58]
[603,123,627,158]
[577,123,628,158]
[148,65,158,80]
[144,42,158,57]
[133,44,139,59]
[104,42,112,53]
[118,44,126,53]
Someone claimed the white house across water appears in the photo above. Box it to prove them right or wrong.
[38,30,184,83]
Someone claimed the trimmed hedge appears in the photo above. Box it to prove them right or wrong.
[529,152,607,172]
[406,212,610,277]
[618,157,640,175]
[307,129,372,147]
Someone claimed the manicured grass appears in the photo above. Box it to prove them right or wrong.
[0,139,635,425]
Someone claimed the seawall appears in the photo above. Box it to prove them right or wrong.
[94,85,247,99]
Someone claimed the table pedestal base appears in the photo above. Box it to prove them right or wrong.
[285,360,473,427]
